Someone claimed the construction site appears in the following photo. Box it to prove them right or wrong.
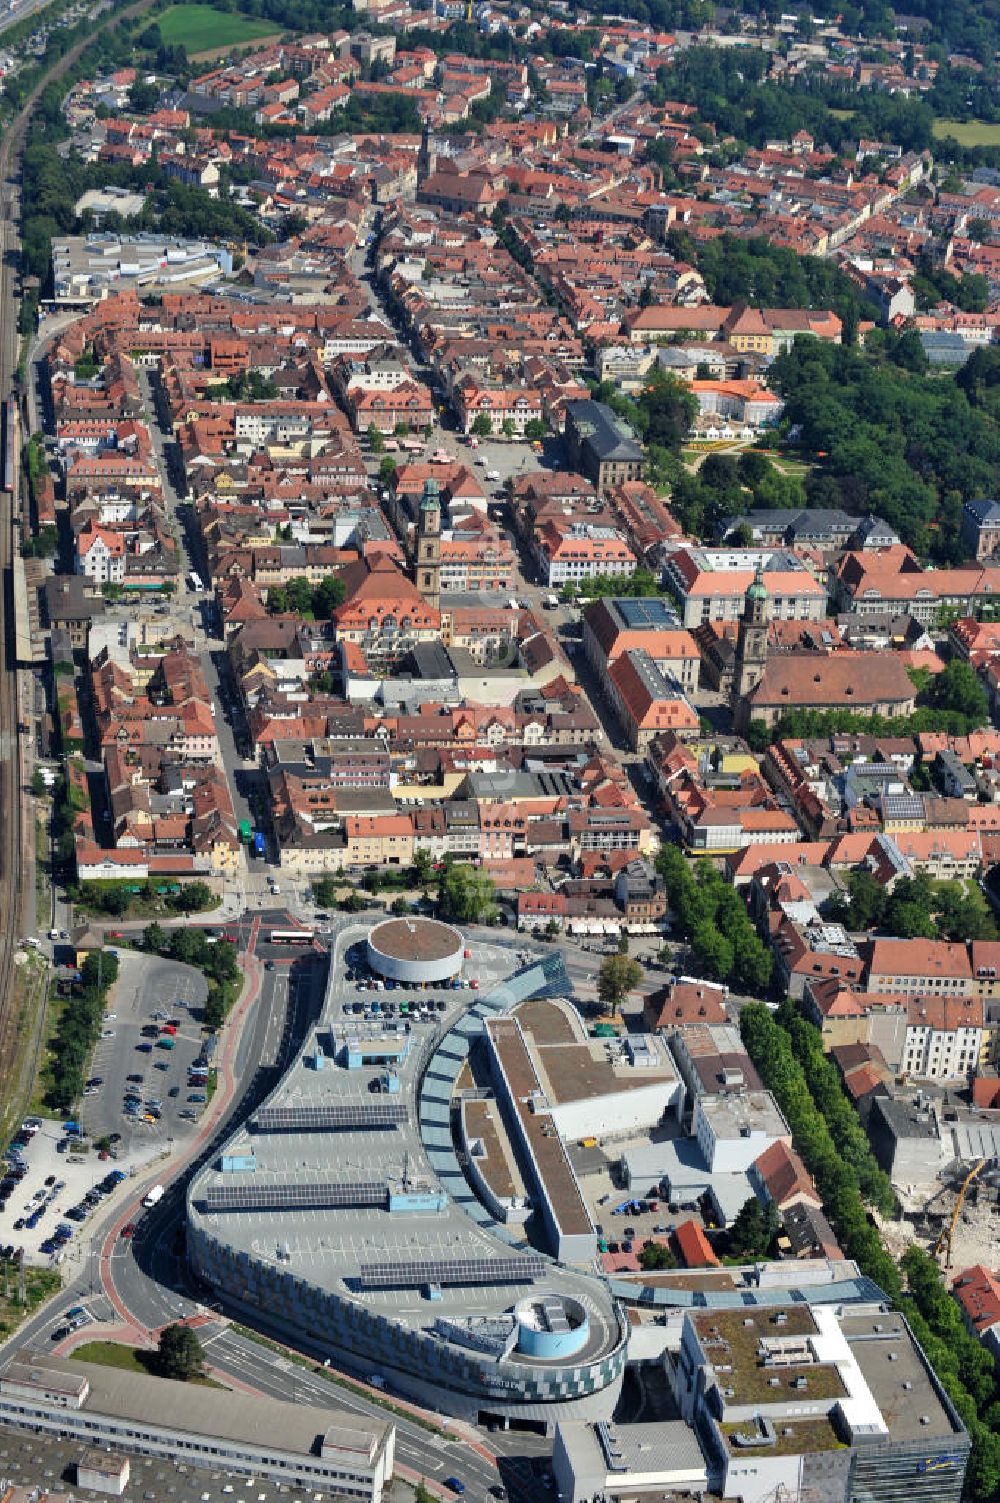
[884,1158,1000,1272]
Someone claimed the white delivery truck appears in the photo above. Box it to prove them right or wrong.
[142,1184,165,1208]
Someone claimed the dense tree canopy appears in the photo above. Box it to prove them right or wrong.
[660,46,937,154]
[739,1003,898,1290]
[726,1196,779,1260]
[828,869,998,941]
[657,845,772,991]
[957,345,1000,422]
[267,574,346,618]
[669,232,865,342]
[666,450,806,541]
[46,949,119,1111]
[912,253,990,314]
[769,338,1000,560]
[901,1246,1000,1499]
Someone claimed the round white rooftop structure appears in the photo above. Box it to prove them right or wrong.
[367,917,465,984]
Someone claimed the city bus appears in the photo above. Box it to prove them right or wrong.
[268,929,316,946]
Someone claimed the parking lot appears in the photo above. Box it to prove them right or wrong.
[563,1124,708,1262]
[0,1118,138,1267]
[78,950,211,1153]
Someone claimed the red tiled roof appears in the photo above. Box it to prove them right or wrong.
[673,1219,719,1268]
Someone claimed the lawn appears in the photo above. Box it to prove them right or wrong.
[155,4,283,51]
[74,1341,225,1386]
[932,118,1000,146]
[73,1341,157,1375]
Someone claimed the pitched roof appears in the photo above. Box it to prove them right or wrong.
[747,652,915,712]
[753,1141,820,1210]
[673,1219,720,1268]
[866,938,973,981]
[953,1265,1000,1335]
[646,978,727,1029]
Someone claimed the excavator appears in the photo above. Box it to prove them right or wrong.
[933,1159,986,1269]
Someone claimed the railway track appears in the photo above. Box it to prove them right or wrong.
[0,0,155,1124]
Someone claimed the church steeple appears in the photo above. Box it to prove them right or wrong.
[733,562,769,715]
[416,477,441,610]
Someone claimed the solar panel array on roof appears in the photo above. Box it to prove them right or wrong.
[357,1255,547,1288]
[881,794,924,818]
[205,1181,387,1213]
[252,1103,407,1131]
[614,598,678,630]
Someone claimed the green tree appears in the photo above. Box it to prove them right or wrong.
[932,660,988,724]
[203,991,227,1031]
[828,869,888,931]
[691,920,733,982]
[142,922,166,953]
[284,577,314,615]
[636,369,697,450]
[524,418,545,441]
[174,881,212,913]
[168,929,201,965]
[439,863,496,924]
[471,413,493,437]
[597,953,643,1015]
[313,575,346,618]
[730,926,773,992]
[157,1323,205,1381]
[638,1240,677,1270]
[128,78,160,113]
[727,1196,778,1259]
[378,456,397,486]
[412,848,435,887]
[367,424,385,453]
[313,877,339,908]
